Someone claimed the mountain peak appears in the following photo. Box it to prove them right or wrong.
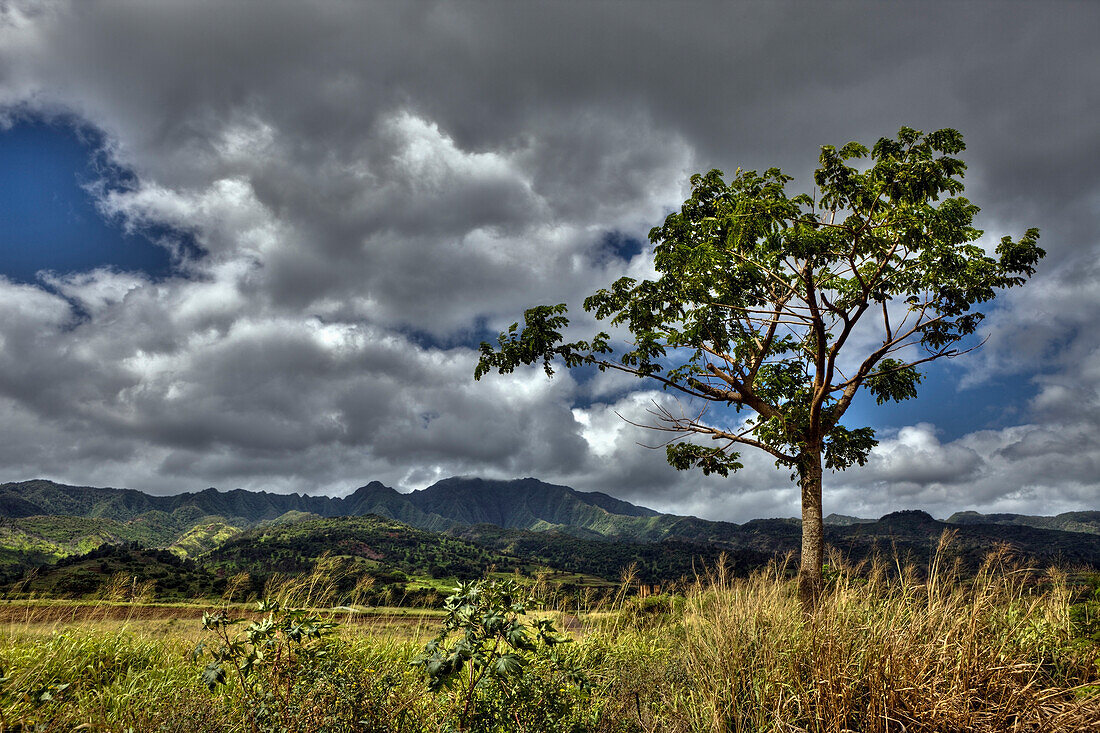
[409,476,661,531]
[348,480,397,497]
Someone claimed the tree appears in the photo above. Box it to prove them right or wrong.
[474,127,1043,606]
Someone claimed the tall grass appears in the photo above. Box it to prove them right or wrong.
[588,540,1100,732]
[1,542,1097,732]
[0,624,225,731]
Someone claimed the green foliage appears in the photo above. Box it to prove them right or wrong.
[866,358,923,405]
[0,515,142,568]
[474,304,599,380]
[822,424,877,471]
[1070,575,1100,645]
[666,443,742,477]
[477,127,1043,477]
[475,127,1044,594]
[0,510,242,580]
[170,520,242,557]
[412,579,585,731]
[3,542,222,600]
[206,515,528,607]
[0,628,190,731]
[0,662,69,729]
[946,510,1100,536]
[456,524,769,588]
[195,599,341,732]
[621,593,683,630]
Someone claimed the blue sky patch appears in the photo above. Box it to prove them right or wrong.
[597,231,645,263]
[843,359,1035,441]
[0,120,184,283]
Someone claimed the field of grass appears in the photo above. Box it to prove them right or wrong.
[1,545,1098,732]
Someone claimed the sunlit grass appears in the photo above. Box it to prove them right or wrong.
[1,542,1098,731]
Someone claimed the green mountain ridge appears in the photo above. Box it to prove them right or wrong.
[946,510,1100,536]
[0,476,698,547]
[2,479,1099,580]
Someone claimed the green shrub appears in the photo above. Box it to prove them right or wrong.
[196,599,347,733]
[1,628,212,731]
[411,578,589,732]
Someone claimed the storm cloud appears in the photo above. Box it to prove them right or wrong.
[0,0,1097,521]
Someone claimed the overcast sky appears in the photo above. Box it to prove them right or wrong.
[0,0,1097,522]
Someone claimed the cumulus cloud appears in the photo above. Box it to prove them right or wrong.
[0,0,1097,521]
[862,425,984,488]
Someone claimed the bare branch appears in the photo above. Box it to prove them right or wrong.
[590,360,711,402]
[685,422,797,464]
[727,248,799,300]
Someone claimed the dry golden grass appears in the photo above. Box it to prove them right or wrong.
[591,539,1100,733]
[0,541,1097,732]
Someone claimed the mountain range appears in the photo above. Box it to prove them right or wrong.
[2,477,1099,578]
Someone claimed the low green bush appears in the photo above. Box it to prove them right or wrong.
[411,578,591,732]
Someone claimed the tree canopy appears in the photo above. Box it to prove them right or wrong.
[475,126,1043,602]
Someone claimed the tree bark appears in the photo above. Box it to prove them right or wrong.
[798,448,825,609]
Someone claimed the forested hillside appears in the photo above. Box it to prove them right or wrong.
[3,479,1100,601]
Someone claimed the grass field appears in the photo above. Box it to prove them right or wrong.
[1,545,1098,732]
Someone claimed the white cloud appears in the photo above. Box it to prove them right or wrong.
[862,424,984,487]
[0,0,1096,524]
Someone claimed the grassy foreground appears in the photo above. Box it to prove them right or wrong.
[1,548,1098,732]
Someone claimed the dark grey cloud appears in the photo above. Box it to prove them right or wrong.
[0,0,1097,520]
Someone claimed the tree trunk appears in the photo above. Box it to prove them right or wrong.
[798,448,825,609]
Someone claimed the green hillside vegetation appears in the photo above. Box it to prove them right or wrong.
[0,514,180,569]
[455,524,771,585]
[7,478,1100,566]
[824,513,876,526]
[2,478,1100,610]
[168,520,243,558]
[407,477,661,537]
[3,515,617,605]
[0,479,374,527]
[269,510,322,524]
[5,543,222,600]
[0,511,240,571]
[206,514,518,578]
[832,510,1100,570]
[947,510,1100,535]
[202,515,606,607]
[0,516,129,568]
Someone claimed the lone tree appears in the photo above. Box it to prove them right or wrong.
[475,127,1042,605]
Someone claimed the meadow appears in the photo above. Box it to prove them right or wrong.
[1,544,1098,733]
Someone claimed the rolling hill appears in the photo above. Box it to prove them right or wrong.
[946,510,1100,536]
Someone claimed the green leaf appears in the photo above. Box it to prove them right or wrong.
[506,623,535,651]
[667,443,743,477]
[823,425,877,470]
[492,653,525,678]
[201,662,226,692]
[866,359,923,405]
